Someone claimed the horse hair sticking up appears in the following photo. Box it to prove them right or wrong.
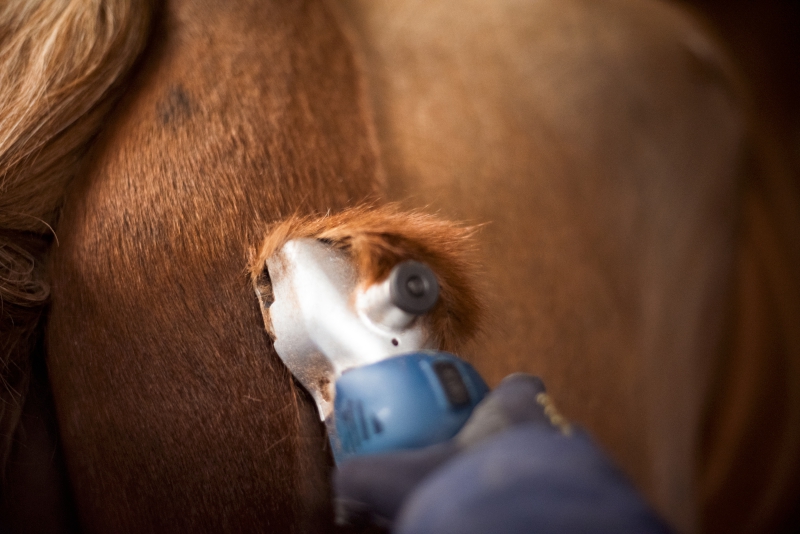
[249,205,486,354]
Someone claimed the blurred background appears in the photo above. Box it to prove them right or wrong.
[686,0,798,183]
[682,1,799,532]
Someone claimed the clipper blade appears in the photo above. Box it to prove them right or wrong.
[253,238,436,420]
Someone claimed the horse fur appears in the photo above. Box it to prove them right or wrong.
[0,0,798,532]
[44,0,382,530]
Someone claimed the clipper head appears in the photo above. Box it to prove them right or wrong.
[249,206,485,423]
[253,238,440,420]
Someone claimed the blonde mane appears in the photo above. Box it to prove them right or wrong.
[0,0,153,477]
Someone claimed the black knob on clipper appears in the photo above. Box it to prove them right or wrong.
[389,261,440,314]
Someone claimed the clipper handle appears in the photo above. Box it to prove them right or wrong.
[328,351,489,463]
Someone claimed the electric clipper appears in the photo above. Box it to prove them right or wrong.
[253,238,488,463]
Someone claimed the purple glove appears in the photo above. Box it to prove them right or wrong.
[334,374,673,534]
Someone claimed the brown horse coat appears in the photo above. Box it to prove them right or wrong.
[336,0,743,529]
[335,1,799,530]
[0,0,797,532]
[46,0,379,531]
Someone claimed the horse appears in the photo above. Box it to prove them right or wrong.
[0,0,797,532]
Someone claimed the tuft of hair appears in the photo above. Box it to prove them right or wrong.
[249,205,485,353]
[0,0,153,478]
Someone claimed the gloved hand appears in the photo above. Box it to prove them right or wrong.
[334,374,673,534]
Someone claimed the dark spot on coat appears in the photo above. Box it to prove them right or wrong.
[157,85,192,126]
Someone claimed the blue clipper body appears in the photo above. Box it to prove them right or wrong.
[256,238,487,465]
[331,351,489,463]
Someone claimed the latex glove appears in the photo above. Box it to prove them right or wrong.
[334,374,673,534]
